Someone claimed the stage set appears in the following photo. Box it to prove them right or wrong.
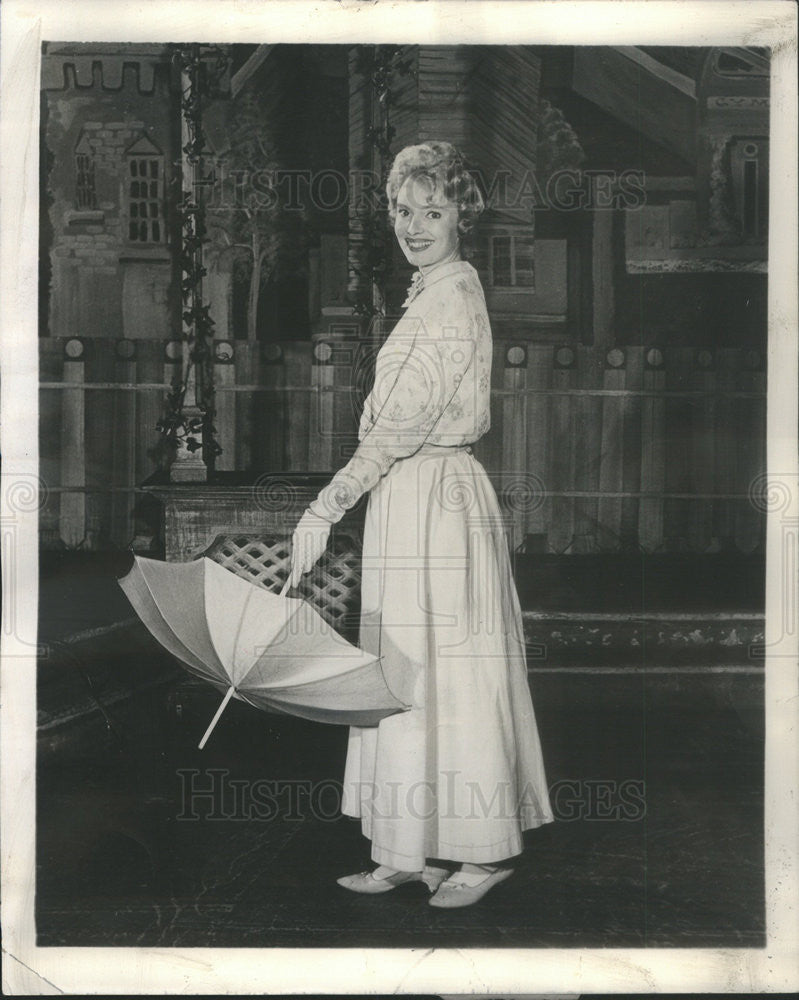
[37,42,767,947]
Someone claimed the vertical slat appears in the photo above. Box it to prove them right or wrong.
[59,350,85,549]
[663,347,692,551]
[111,348,137,548]
[524,343,551,547]
[84,341,115,550]
[620,346,643,549]
[250,351,265,472]
[39,340,64,547]
[597,365,626,552]
[308,350,334,471]
[572,345,602,553]
[235,341,256,471]
[713,349,738,548]
[284,342,311,471]
[687,353,716,552]
[639,361,666,553]
[734,352,766,553]
[502,352,528,552]
[255,352,286,471]
[137,340,165,485]
[548,355,575,553]
[214,346,236,472]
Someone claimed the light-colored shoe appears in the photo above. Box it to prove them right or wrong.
[428,867,514,908]
[337,864,450,895]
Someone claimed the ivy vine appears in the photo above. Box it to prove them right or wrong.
[154,44,228,468]
[350,45,416,321]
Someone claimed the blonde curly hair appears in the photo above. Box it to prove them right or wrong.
[385,141,485,237]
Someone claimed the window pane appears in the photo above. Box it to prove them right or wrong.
[126,156,164,244]
[514,236,536,288]
[75,152,97,210]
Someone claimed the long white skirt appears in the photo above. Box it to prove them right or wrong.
[341,445,554,870]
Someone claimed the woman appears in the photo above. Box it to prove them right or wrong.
[290,141,553,908]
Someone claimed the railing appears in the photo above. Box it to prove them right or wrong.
[39,337,766,553]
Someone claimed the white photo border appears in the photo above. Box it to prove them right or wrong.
[2,0,797,994]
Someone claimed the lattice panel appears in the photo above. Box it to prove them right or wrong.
[202,533,362,634]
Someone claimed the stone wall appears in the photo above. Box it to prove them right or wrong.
[41,45,179,341]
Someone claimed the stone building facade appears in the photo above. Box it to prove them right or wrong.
[41,44,180,343]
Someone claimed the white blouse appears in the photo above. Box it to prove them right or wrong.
[309,259,492,523]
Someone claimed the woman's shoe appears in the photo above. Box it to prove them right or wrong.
[419,865,451,893]
[337,864,451,894]
[428,867,514,908]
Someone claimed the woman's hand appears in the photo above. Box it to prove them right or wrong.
[288,508,333,588]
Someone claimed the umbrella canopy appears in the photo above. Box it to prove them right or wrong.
[118,555,407,747]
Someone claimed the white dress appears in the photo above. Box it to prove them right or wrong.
[310,259,554,869]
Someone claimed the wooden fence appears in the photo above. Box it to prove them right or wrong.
[39,337,766,554]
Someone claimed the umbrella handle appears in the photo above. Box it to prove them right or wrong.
[279,577,293,597]
[198,685,236,750]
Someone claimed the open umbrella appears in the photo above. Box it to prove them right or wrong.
[118,555,406,748]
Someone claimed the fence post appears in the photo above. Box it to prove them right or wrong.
[525,343,551,549]
[735,348,766,553]
[550,345,577,553]
[309,338,335,472]
[598,349,626,551]
[59,339,86,548]
[214,340,236,471]
[688,348,717,551]
[639,348,666,552]
[111,339,137,547]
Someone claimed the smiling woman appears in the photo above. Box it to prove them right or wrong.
[394,173,462,268]
[388,141,485,267]
[288,140,554,908]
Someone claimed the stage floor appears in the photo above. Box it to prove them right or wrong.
[35,551,765,948]
[36,668,764,949]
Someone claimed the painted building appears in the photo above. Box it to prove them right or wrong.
[39,43,768,556]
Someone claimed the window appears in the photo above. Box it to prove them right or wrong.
[74,134,96,210]
[486,230,536,290]
[126,136,165,244]
[473,229,568,320]
[713,47,769,77]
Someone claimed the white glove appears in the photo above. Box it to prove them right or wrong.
[289,508,333,588]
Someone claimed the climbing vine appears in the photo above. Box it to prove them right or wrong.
[350,45,415,320]
[154,44,228,468]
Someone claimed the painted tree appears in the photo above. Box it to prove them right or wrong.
[536,99,585,182]
[206,90,307,341]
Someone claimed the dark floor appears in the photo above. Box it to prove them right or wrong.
[36,665,764,948]
[36,552,765,949]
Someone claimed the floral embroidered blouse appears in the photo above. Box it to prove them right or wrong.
[309,259,492,523]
